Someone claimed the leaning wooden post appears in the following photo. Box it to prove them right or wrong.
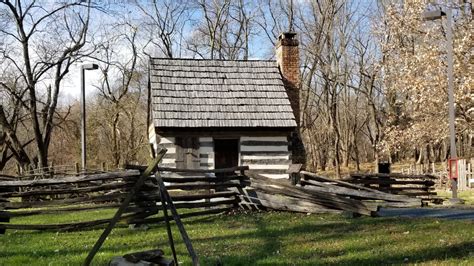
[83,148,167,266]
[153,173,200,266]
[156,171,179,264]
[74,162,80,175]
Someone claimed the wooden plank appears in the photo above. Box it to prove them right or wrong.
[0,171,140,187]
[126,164,248,174]
[126,199,239,213]
[350,173,437,180]
[2,192,128,209]
[240,191,341,214]
[165,182,241,191]
[299,179,421,206]
[84,149,167,266]
[240,151,290,156]
[241,159,291,165]
[247,174,377,216]
[131,207,234,224]
[240,141,289,146]
[374,187,434,192]
[0,182,138,197]
[154,172,200,266]
[301,171,393,193]
[167,191,237,201]
[162,175,246,183]
[158,171,178,265]
[347,179,435,186]
[247,169,287,174]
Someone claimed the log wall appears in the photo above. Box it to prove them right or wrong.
[157,137,177,168]
[199,137,215,169]
[151,134,292,179]
[240,136,290,179]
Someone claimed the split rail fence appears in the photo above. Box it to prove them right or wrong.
[239,171,423,216]
[0,166,248,232]
[0,165,438,233]
[346,172,442,203]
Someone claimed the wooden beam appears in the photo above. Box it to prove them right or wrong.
[154,171,200,266]
[84,149,167,266]
[0,171,140,187]
[126,164,249,174]
[299,179,421,205]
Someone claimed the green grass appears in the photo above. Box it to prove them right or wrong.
[1,209,474,265]
[436,190,474,206]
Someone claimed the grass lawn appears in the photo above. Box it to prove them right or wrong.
[436,190,474,206]
[1,209,474,266]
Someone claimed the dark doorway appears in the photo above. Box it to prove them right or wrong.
[214,139,239,172]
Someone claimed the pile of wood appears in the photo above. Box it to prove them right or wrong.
[0,166,248,231]
[346,173,442,203]
[240,171,423,216]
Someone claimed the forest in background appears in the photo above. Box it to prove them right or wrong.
[0,0,472,177]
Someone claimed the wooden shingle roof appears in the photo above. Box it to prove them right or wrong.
[150,58,297,128]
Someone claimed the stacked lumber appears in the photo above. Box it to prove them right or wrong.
[242,173,379,216]
[240,171,423,216]
[300,171,423,208]
[347,173,442,203]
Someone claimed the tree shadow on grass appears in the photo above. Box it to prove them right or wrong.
[324,241,474,266]
[183,215,474,265]
[3,213,474,265]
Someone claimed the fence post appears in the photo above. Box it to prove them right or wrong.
[74,162,80,174]
[458,159,466,191]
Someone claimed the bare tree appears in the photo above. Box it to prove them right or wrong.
[135,0,191,58]
[188,0,256,60]
[0,0,93,171]
[88,21,147,167]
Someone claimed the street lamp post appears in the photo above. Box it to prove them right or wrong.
[423,8,460,203]
[80,63,99,171]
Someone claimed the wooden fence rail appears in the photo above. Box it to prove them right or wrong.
[0,166,249,232]
[346,172,442,203]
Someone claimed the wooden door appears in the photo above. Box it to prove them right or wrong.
[175,137,200,169]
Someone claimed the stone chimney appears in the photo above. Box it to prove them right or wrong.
[276,32,300,126]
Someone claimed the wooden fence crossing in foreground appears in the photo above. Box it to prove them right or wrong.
[0,165,441,234]
[0,165,248,232]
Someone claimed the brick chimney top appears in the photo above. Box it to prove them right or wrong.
[277,32,299,47]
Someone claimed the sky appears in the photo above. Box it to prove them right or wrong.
[28,0,379,103]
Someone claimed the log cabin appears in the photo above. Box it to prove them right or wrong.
[149,32,302,179]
